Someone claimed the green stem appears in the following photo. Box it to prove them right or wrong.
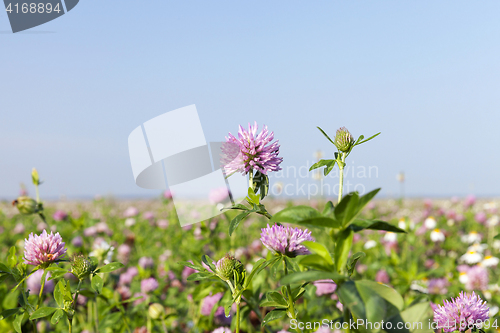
[66,280,82,333]
[249,170,254,191]
[235,302,241,333]
[35,183,40,203]
[147,314,152,333]
[94,293,99,333]
[36,272,46,310]
[337,153,346,204]
[22,280,34,313]
[73,280,82,310]
[226,280,235,295]
[161,317,168,333]
[256,210,272,219]
[343,307,351,333]
[283,260,297,323]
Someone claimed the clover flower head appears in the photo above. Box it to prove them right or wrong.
[428,278,449,295]
[260,224,314,257]
[465,265,489,291]
[52,210,68,221]
[201,293,223,316]
[24,230,67,266]
[141,277,159,293]
[313,279,337,296]
[222,122,283,176]
[433,291,489,332]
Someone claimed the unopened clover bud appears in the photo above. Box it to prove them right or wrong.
[215,254,239,281]
[71,254,93,280]
[334,127,354,153]
[12,196,39,215]
[32,168,40,185]
[148,303,165,319]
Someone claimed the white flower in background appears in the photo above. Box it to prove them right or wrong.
[364,240,377,250]
[460,251,483,264]
[488,284,500,292]
[125,218,136,227]
[467,243,488,253]
[398,218,406,230]
[424,217,437,229]
[481,256,499,267]
[430,229,445,242]
[459,272,469,284]
[483,202,498,211]
[384,232,397,243]
[493,240,500,251]
[486,215,499,227]
[234,247,246,259]
[408,219,415,230]
[489,306,499,317]
[447,219,455,227]
[410,281,428,294]
[461,231,482,244]
[90,240,114,265]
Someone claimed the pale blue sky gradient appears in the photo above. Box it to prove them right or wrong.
[1,1,499,199]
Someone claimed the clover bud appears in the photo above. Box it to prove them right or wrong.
[32,168,40,185]
[148,303,165,319]
[215,254,240,281]
[71,254,94,280]
[12,196,39,215]
[334,127,354,153]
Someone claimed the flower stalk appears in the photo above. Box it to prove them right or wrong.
[337,152,346,204]
[36,271,47,310]
[235,302,241,333]
[283,260,296,322]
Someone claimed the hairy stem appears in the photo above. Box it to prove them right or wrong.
[249,170,254,191]
[235,302,241,333]
[337,152,346,204]
[36,271,46,310]
[73,280,82,310]
[35,183,40,203]
[283,260,297,324]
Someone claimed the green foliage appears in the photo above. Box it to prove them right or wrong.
[94,262,124,274]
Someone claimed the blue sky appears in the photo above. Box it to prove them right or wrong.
[1,1,499,199]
